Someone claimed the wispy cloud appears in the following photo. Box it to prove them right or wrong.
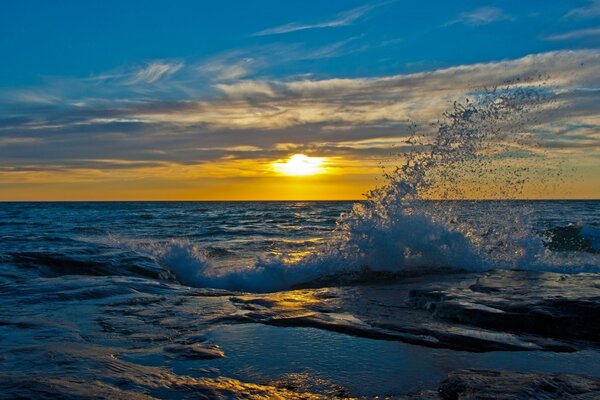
[197,56,254,81]
[14,92,60,105]
[194,39,369,83]
[543,27,600,41]
[447,6,512,26]
[89,60,185,87]
[564,0,600,19]
[127,61,184,84]
[253,1,390,36]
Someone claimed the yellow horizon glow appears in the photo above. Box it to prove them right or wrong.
[0,154,599,201]
[271,154,326,176]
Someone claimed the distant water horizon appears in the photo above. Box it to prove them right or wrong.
[3,198,600,202]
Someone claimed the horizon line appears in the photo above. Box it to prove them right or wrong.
[1,198,600,203]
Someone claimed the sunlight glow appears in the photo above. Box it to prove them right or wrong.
[272,154,326,176]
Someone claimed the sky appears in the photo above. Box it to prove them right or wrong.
[1,0,600,200]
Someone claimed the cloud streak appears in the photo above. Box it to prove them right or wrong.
[446,6,512,27]
[564,0,600,19]
[128,61,184,84]
[543,27,600,41]
[253,2,389,36]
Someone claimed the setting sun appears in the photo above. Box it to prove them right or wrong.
[272,154,326,176]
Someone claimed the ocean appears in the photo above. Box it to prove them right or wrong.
[1,200,600,398]
[2,87,600,398]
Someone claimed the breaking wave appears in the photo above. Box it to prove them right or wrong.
[104,82,600,292]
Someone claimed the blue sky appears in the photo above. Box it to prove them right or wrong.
[1,1,600,199]
[2,0,598,86]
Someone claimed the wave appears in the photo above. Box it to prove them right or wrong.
[108,227,600,294]
[102,237,331,292]
[100,82,600,292]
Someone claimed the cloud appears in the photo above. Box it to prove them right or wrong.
[199,51,600,130]
[127,61,184,84]
[0,137,41,146]
[543,27,600,41]
[193,39,367,86]
[214,81,276,98]
[447,6,512,26]
[14,92,61,105]
[1,50,600,182]
[197,56,253,81]
[564,0,600,19]
[253,1,390,36]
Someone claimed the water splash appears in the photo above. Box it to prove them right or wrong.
[108,82,600,292]
[325,82,554,273]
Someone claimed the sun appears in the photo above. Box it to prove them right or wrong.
[272,154,325,176]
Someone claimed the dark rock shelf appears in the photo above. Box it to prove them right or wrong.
[227,269,600,352]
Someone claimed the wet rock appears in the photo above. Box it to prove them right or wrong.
[0,372,334,400]
[0,375,155,400]
[409,269,600,345]
[438,369,600,400]
[229,270,600,352]
[164,343,224,360]
[9,249,174,280]
[265,372,352,399]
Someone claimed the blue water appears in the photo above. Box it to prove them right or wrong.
[2,200,598,275]
[0,201,346,272]
[1,200,600,397]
